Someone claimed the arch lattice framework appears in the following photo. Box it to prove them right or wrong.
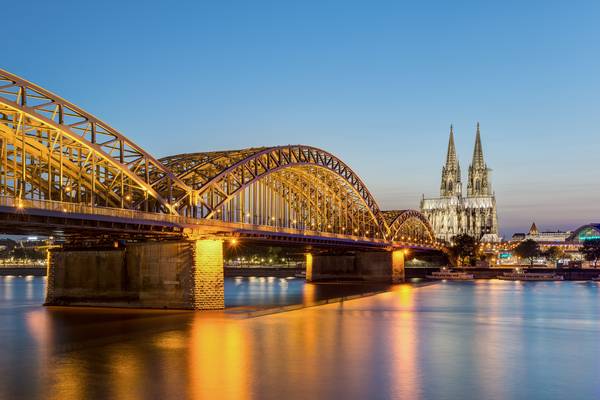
[0,69,191,214]
[0,68,434,242]
[383,210,436,243]
[160,147,388,238]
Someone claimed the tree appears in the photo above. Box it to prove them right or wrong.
[581,239,600,267]
[514,239,540,267]
[562,252,572,263]
[11,246,45,261]
[543,246,564,268]
[449,234,479,266]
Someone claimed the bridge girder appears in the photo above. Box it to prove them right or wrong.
[0,69,438,246]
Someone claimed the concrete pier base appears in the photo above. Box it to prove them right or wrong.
[45,239,224,310]
[305,249,405,283]
[391,250,405,283]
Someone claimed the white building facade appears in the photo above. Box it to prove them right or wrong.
[420,124,499,243]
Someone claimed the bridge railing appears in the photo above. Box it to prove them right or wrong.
[0,195,393,245]
[195,217,390,245]
[0,196,187,225]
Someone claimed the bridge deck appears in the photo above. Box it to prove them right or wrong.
[0,196,439,250]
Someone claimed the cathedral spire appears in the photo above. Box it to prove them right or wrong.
[467,122,491,196]
[440,124,461,197]
[445,124,458,167]
[471,122,485,169]
[421,123,499,243]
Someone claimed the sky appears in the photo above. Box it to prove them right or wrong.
[3,0,600,237]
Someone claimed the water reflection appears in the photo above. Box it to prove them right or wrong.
[390,285,421,399]
[225,276,390,307]
[1,278,600,399]
[189,317,251,399]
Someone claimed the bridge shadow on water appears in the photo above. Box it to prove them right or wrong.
[224,275,398,315]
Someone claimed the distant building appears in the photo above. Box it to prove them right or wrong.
[567,223,600,243]
[421,123,499,243]
[511,233,526,241]
[524,222,571,243]
[504,223,600,267]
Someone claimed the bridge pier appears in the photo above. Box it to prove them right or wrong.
[46,239,224,310]
[391,249,405,283]
[305,249,405,283]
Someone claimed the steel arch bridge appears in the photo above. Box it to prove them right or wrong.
[0,68,438,250]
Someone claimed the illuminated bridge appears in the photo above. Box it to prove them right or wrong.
[0,69,442,310]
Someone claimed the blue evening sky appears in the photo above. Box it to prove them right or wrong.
[4,0,600,237]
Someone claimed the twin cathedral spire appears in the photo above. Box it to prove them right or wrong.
[421,123,499,242]
[440,123,490,198]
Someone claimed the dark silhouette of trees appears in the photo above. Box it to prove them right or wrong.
[449,234,479,266]
[543,246,564,268]
[581,239,600,267]
[514,239,540,267]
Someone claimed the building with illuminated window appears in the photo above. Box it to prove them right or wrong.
[420,123,499,243]
[567,223,600,243]
[514,222,572,243]
[502,223,600,266]
[511,222,600,246]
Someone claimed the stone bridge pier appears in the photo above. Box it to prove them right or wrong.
[45,239,225,310]
[306,249,405,283]
[45,240,406,310]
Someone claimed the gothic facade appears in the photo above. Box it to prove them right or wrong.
[420,124,499,243]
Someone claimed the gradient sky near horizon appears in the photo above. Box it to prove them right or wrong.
[4,0,600,237]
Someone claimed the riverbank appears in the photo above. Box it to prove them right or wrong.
[406,266,600,280]
[225,266,302,277]
[0,266,46,276]
[227,266,600,281]
[5,265,600,281]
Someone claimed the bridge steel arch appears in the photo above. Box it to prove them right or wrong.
[0,69,437,245]
[384,210,436,244]
[0,69,192,214]
[160,146,390,239]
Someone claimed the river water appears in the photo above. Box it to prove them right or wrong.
[1,276,599,400]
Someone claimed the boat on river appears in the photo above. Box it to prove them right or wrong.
[426,267,474,280]
[498,268,563,281]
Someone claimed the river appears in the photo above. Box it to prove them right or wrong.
[1,276,599,399]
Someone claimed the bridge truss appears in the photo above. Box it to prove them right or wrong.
[0,68,438,248]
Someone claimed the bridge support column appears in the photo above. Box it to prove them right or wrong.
[45,239,224,310]
[391,249,405,283]
[305,253,313,282]
[45,250,57,304]
[306,250,403,283]
[190,239,224,310]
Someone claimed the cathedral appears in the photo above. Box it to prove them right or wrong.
[420,123,500,243]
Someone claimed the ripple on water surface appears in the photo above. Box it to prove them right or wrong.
[0,277,599,400]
